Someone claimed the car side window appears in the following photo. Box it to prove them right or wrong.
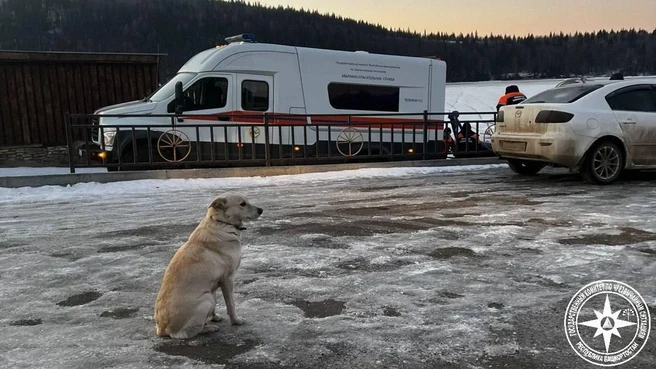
[241,80,269,111]
[167,77,228,113]
[606,88,656,113]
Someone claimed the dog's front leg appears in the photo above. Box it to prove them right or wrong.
[220,278,244,325]
[208,289,224,322]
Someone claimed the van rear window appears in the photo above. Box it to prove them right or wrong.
[523,84,604,104]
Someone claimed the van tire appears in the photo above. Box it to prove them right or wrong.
[116,144,152,171]
[116,140,170,171]
[507,159,545,176]
[581,141,624,184]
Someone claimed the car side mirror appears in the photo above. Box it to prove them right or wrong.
[174,81,184,115]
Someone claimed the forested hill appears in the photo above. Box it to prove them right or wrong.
[1,0,655,82]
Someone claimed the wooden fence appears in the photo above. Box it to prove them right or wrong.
[0,51,164,147]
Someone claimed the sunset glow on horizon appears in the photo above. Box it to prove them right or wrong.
[253,0,655,36]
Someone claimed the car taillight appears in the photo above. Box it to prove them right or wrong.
[496,110,504,122]
[535,110,574,123]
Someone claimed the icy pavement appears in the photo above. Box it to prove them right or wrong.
[0,165,655,369]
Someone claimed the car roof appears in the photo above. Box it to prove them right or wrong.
[556,78,607,87]
[519,77,656,106]
[591,78,656,95]
[558,77,656,89]
[551,77,656,96]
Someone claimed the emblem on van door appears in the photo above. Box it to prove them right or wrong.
[515,110,523,118]
[248,127,261,138]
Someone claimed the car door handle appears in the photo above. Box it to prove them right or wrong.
[621,120,636,125]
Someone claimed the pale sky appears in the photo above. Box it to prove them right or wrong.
[254,0,655,36]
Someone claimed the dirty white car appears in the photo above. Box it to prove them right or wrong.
[491,79,656,184]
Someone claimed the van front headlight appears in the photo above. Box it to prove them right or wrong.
[103,130,116,146]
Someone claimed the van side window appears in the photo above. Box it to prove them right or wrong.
[242,80,269,111]
[328,83,400,112]
[606,88,656,112]
[167,77,228,113]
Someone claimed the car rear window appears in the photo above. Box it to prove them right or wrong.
[523,84,604,104]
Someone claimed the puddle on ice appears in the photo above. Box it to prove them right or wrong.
[56,291,103,307]
[291,299,346,318]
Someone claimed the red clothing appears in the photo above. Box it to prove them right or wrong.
[497,91,527,110]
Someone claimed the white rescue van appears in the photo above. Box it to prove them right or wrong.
[90,34,447,165]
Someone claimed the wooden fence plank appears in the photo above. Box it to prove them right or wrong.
[14,65,31,145]
[40,64,56,146]
[29,64,47,145]
[89,64,101,110]
[0,66,16,146]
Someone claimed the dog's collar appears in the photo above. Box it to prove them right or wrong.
[214,218,246,231]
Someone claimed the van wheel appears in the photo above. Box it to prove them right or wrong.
[116,145,152,171]
[581,141,623,184]
[507,159,545,176]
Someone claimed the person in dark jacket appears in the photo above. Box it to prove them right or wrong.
[496,85,527,111]
[456,122,480,152]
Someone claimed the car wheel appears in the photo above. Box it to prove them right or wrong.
[507,159,546,176]
[581,141,624,184]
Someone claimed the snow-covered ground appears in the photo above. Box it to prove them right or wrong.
[0,167,108,177]
[1,165,655,368]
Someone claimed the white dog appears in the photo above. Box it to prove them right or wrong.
[154,192,262,339]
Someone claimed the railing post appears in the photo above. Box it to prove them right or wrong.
[475,121,480,153]
[448,111,460,155]
[422,110,428,161]
[264,113,271,167]
[65,113,76,174]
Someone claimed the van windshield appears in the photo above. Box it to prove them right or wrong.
[148,72,197,102]
[523,84,604,104]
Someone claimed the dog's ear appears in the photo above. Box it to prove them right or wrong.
[209,197,227,210]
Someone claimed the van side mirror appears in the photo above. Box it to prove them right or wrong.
[174,81,184,115]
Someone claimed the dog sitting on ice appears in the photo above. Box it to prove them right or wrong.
[154,192,263,339]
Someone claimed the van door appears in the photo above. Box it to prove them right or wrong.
[171,73,234,133]
[164,73,234,161]
[606,85,656,166]
[172,73,234,118]
[236,74,275,147]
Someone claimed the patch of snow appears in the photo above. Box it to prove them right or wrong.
[0,166,107,177]
[0,164,509,203]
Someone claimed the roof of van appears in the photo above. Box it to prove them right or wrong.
[178,42,444,73]
[178,42,296,73]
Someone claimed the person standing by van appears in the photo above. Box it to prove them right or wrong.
[496,85,527,111]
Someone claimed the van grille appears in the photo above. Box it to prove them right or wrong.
[91,118,100,143]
